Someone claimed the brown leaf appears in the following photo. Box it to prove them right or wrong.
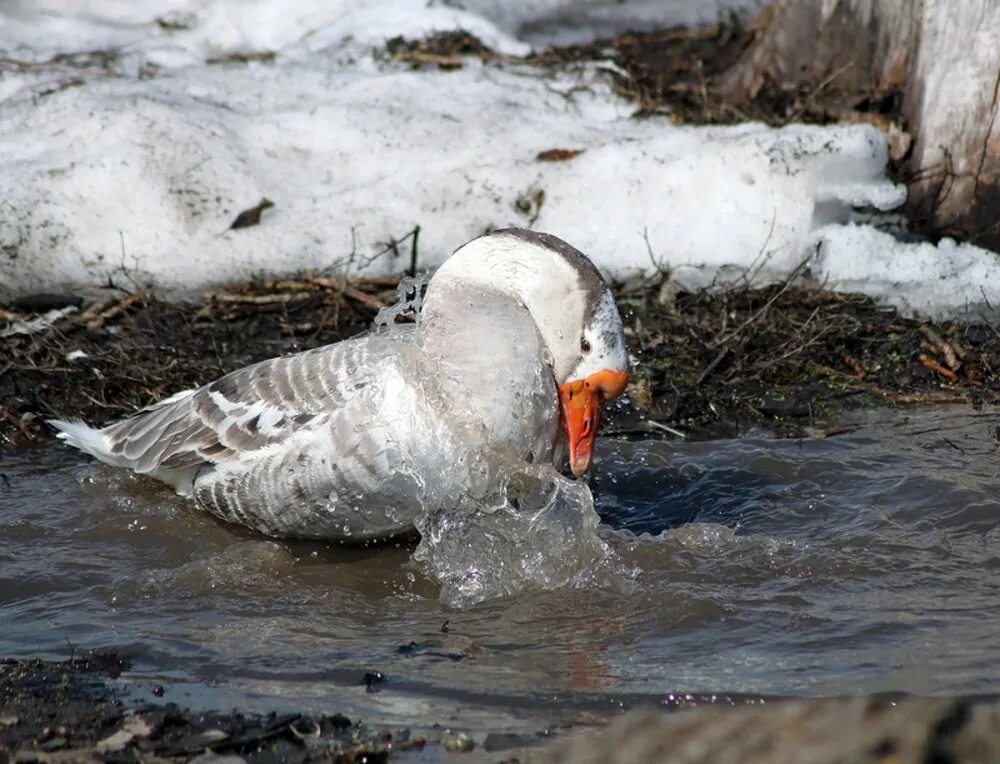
[536,148,584,162]
[230,198,275,230]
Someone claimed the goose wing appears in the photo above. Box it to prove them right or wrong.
[190,354,452,539]
[63,337,380,493]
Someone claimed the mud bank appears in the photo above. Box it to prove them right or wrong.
[2,656,998,763]
[3,274,999,449]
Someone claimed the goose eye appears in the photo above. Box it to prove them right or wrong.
[580,338,592,354]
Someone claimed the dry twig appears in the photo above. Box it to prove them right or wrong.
[307,275,386,311]
[918,353,958,382]
[919,325,961,370]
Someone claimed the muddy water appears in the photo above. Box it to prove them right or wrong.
[1,406,998,731]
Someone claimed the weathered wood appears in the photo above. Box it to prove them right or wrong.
[722,0,1000,250]
[540,697,1000,763]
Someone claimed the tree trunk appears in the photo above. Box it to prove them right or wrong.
[721,0,1000,250]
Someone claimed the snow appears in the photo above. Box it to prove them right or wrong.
[458,0,765,47]
[0,0,532,65]
[0,0,995,321]
[814,225,1000,320]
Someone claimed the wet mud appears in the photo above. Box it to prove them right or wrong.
[3,655,998,763]
[0,654,422,763]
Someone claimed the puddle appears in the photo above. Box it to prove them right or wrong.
[2,405,998,731]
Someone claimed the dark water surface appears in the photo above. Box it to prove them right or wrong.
[2,406,998,731]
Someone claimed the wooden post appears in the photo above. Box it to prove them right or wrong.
[721,0,1000,250]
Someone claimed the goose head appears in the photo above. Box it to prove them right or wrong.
[427,228,629,476]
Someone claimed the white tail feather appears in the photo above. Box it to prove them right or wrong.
[49,418,202,493]
[48,419,125,467]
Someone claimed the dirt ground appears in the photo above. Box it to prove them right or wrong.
[388,22,905,130]
[0,277,374,447]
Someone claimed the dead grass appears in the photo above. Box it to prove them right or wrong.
[383,24,900,129]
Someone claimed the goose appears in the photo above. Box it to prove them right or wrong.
[51,228,629,541]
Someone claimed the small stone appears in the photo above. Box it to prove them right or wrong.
[94,713,153,753]
[189,754,247,764]
[363,670,385,692]
[0,715,19,727]
[288,717,320,740]
[320,713,352,734]
[40,736,67,751]
[178,729,229,749]
[657,279,679,310]
[443,732,475,753]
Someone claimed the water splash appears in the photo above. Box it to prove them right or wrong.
[374,274,619,606]
[10,407,1000,707]
[373,275,429,337]
[413,463,613,608]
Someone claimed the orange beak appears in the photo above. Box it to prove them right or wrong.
[557,369,629,477]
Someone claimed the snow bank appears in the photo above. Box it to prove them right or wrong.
[814,225,1000,320]
[0,0,993,322]
[458,0,764,47]
[0,0,759,62]
[0,1,528,66]
[0,56,903,296]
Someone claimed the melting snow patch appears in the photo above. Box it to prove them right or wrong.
[0,57,904,297]
[814,225,1000,320]
[457,0,764,47]
[0,0,993,321]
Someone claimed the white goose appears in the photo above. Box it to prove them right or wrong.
[52,229,629,541]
